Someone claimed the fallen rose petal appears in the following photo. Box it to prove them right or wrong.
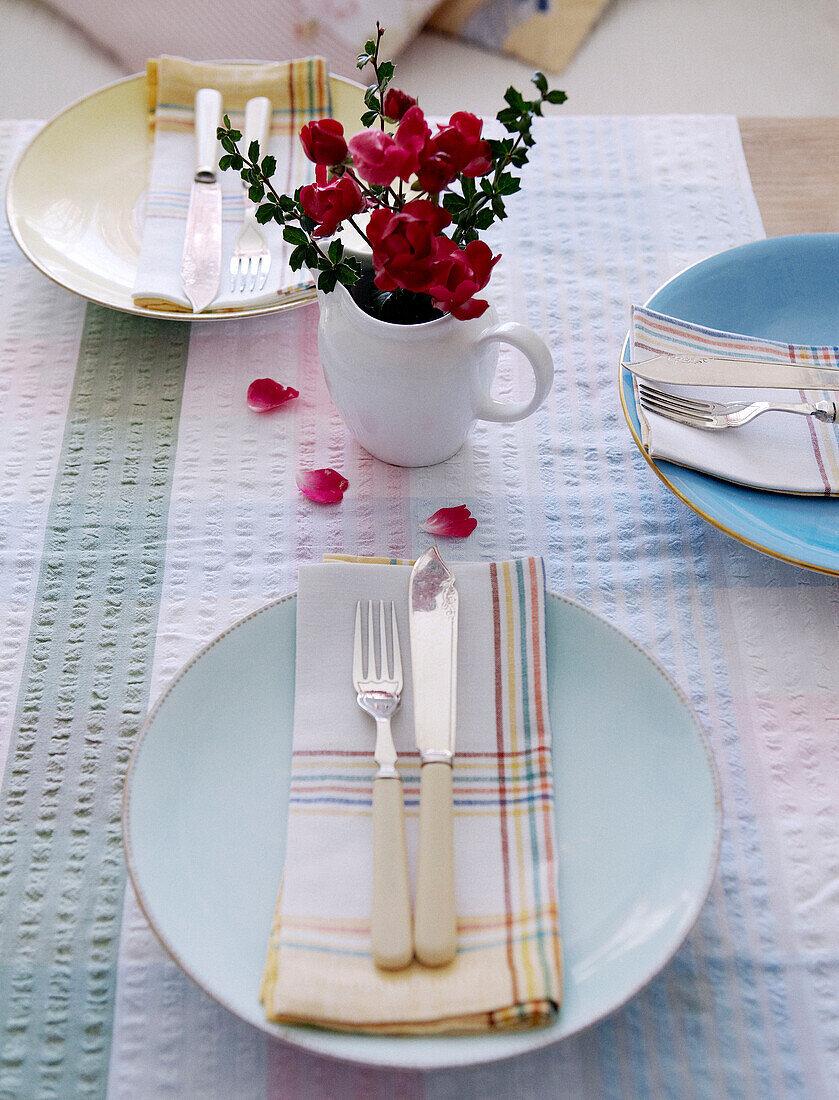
[247,378,299,411]
[296,468,349,504]
[422,505,477,538]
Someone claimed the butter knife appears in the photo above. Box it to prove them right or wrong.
[180,88,223,313]
[409,546,458,967]
[624,352,839,391]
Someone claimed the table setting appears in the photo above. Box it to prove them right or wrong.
[1,19,838,1099]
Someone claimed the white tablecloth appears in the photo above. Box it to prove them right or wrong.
[0,115,836,1098]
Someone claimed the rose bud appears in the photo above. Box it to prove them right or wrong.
[299,118,349,166]
[383,87,417,122]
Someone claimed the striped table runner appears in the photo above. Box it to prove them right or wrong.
[0,115,837,1098]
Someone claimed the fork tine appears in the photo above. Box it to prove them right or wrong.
[353,602,364,685]
[390,602,402,691]
[639,391,715,424]
[379,601,390,679]
[367,600,378,680]
[638,385,715,414]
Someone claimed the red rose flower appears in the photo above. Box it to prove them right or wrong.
[383,87,417,121]
[415,150,458,193]
[428,238,499,320]
[348,106,430,186]
[299,118,348,166]
[395,106,430,162]
[367,199,452,293]
[299,165,365,238]
[431,112,492,178]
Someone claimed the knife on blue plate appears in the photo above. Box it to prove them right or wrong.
[624,353,839,390]
[180,88,223,313]
[409,546,458,968]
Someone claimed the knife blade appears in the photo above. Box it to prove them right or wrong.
[409,545,458,968]
[180,88,223,314]
[623,353,839,391]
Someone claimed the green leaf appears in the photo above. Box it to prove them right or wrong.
[305,244,320,267]
[462,176,476,200]
[227,128,242,142]
[256,204,277,224]
[336,262,361,286]
[364,84,379,108]
[360,110,379,127]
[230,154,244,170]
[328,239,344,264]
[377,61,394,86]
[356,52,374,69]
[248,140,260,163]
[218,154,233,171]
[442,193,466,214]
[273,208,284,224]
[511,148,528,167]
[223,113,231,128]
[496,173,521,195]
[261,155,277,178]
[318,269,338,293]
[220,135,235,154]
[288,245,307,271]
[545,89,568,105]
[503,86,527,111]
[283,225,308,246]
[248,183,265,203]
[299,214,316,235]
[279,194,296,212]
[476,207,496,229]
[532,71,548,94]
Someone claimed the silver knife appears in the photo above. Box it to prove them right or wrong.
[623,353,839,391]
[409,546,458,968]
[180,88,223,313]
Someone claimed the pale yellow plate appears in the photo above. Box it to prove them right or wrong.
[5,70,363,322]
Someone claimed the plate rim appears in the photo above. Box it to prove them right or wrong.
[619,233,839,577]
[4,67,362,323]
[122,587,722,1071]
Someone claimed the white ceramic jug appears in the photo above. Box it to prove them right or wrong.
[316,283,554,467]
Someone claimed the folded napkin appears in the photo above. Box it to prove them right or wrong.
[630,306,839,495]
[132,56,327,313]
[260,557,562,1034]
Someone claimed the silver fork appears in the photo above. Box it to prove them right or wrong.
[638,382,838,431]
[229,96,272,294]
[353,601,413,970]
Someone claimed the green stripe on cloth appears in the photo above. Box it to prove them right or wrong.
[0,305,188,1098]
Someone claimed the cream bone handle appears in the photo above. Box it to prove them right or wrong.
[371,774,413,970]
[414,760,456,968]
[243,96,272,179]
[193,87,222,182]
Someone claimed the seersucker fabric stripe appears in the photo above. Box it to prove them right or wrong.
[0,301,189,1098]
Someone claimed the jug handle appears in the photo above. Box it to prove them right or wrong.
[473,322,554,423]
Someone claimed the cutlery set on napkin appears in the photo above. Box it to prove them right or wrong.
[624,305,839,494]
[132,56,325,313]
[260,551,562,1034]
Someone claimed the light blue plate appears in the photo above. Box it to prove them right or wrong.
[123,592,721,1070]
[621,234,839,573]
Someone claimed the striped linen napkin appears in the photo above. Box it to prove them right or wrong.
[630,305,839,495]
[260,557,562,1034]
[132,55,327,313]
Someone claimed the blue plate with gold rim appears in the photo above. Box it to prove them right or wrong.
[621,234,839,574]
